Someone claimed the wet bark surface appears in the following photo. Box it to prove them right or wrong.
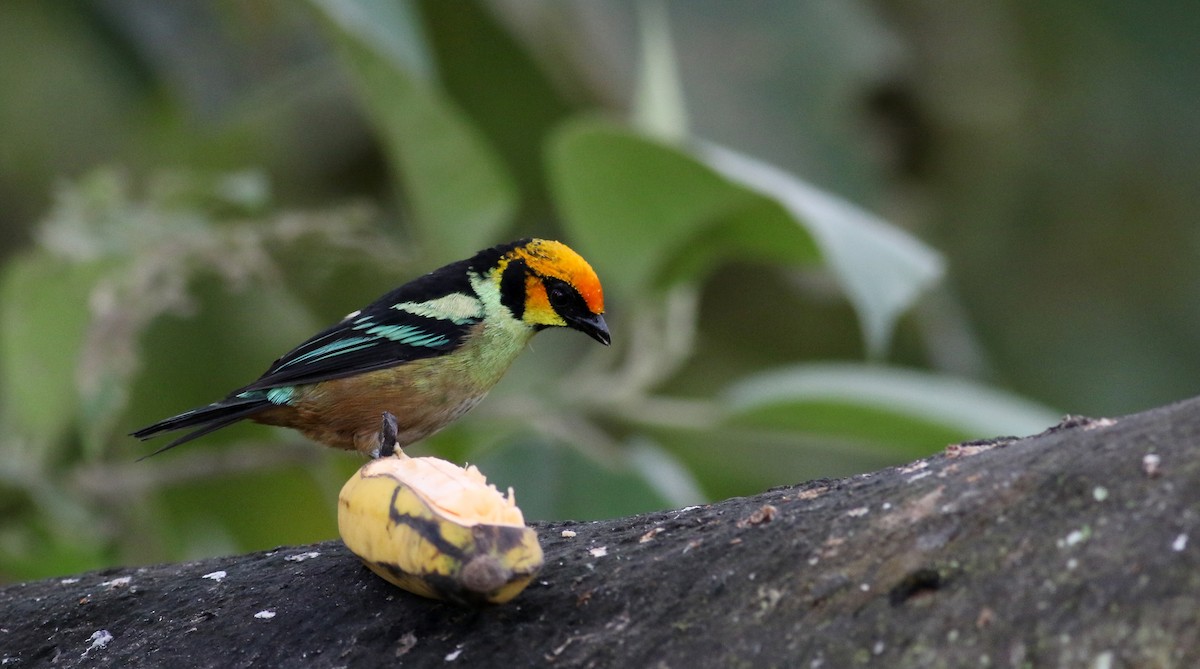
[3,398,1199,668]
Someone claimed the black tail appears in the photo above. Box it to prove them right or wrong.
[131,397,271,460]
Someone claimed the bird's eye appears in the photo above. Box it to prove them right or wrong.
[547,283,569,306]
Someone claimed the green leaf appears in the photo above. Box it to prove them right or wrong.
[723,362,1061,448]
[649,364,1060,499]
[311,0,516,258]
[547,121,944,356]
[548,120,944,354]
[547,119,819,295]
[417,0,574,211]
[696,143,945,357]
[474,436,672,521]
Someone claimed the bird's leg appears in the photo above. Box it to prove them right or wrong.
[376,411,401,458]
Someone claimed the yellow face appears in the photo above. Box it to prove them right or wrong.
[508,239,605,328]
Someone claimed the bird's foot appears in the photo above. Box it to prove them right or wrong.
[376,411,401,458]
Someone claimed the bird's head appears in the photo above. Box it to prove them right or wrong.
[489,239,610,345]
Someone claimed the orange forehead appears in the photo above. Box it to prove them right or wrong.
[511,239,605,313]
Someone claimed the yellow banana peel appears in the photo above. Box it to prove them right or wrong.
[338,450,544,605]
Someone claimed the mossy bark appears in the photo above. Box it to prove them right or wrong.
[4,399,1199,668]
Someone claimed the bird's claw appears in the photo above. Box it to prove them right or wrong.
[377,411,400,458]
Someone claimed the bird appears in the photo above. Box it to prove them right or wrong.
[131,238,610,458]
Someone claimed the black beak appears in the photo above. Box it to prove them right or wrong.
[567,312,611,346]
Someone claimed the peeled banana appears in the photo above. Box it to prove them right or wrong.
[337,421,543,605]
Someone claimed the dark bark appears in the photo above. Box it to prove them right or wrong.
[4,398,1200,668]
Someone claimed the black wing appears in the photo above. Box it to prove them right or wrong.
[234,260,482,393]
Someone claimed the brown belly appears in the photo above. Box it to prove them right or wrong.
[251,360,490,456]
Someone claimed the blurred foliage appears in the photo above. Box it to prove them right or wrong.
[5,0,1192,581]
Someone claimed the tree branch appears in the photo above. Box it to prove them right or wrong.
[4,398,1199,667]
